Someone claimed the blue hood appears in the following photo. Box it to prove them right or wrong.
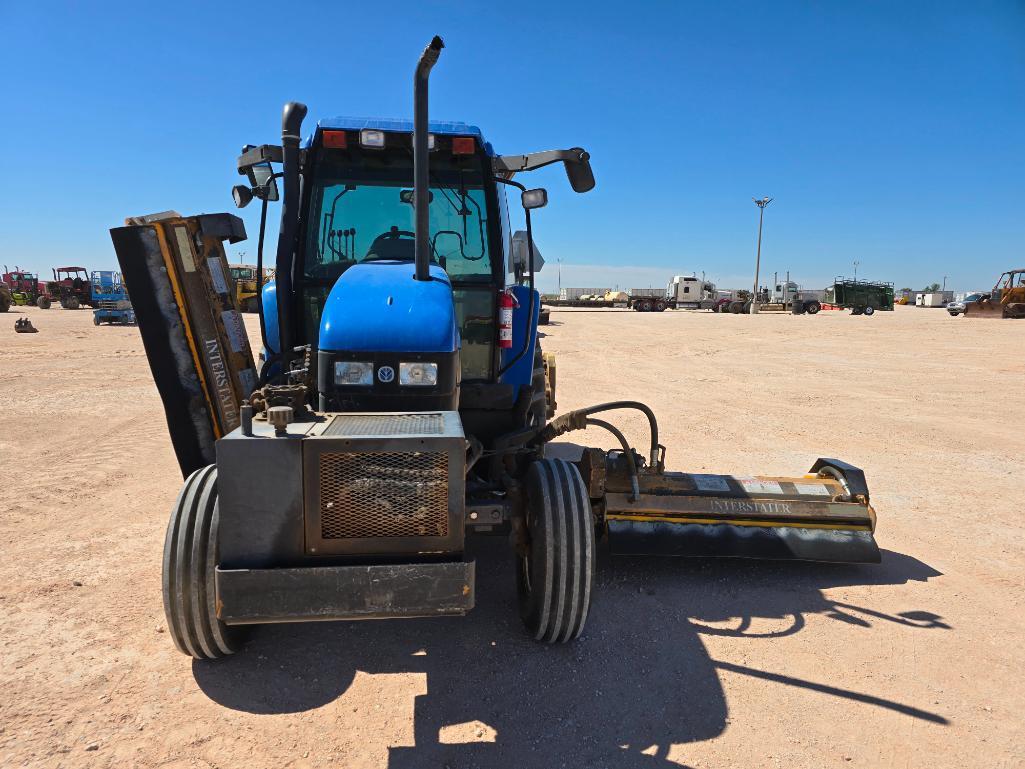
[319,262,458,354]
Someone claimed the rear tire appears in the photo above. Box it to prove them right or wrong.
[66,295,80,310]
[805,300,821,315]
[655,300,667,312]
[163,465,241,659]
[863,305,875,316]
[517,458,595,643]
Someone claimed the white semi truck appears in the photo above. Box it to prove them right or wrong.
[662,275,717,310]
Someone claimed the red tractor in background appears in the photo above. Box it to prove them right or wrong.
[41,267,93,309]
[2,267,46,307]
[1,266,94,309]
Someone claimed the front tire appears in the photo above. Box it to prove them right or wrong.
[863,305,875,316]
[37,296,51,309]
[163,465,241,659]
[517,459,595,643]
[805,300,821,315]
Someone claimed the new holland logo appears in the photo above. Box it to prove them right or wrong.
[377,365,395,383]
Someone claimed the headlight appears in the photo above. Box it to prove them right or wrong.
[399,361,438,386]
[334,361,373,386]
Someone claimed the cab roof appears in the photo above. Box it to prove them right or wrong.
[307,116,494,155]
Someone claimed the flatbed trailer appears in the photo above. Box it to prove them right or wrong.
[542,295,716,312]
[544,298,623,309]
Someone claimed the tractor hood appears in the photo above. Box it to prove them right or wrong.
[319,261,458,353]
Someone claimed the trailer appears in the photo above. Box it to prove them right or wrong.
[825,277,894,316]
[559,287,610,301]
[916,291,953,308]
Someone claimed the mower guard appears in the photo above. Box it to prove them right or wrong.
[601,458,880,563]
[109,212,256,478]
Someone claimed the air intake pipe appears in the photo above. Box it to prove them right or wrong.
[274,101,308,368]
[413,36,444,282]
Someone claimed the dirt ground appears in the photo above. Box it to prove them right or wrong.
[1,304,1022,768]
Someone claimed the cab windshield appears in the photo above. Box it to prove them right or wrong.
[303,152,492,285]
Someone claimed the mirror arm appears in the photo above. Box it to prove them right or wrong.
[237,144,284,174]
[494,148,594,193]
[493,149,583,174]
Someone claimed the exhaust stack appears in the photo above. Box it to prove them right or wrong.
[413,36,444,282]
[275,101,308,365]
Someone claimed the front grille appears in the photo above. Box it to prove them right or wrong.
[323,413,445,437]
[319,451,449,539]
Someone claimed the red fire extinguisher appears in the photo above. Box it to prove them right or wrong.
[498,289,518,349]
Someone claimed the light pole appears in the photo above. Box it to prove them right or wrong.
[751,197,772,314]
[853,260,860,281]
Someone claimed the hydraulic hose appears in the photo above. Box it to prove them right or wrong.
[536,400,662,469]
[585,418,640,501]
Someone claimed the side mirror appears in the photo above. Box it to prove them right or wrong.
[521,188,548,210]
[245,161,280,202]
[232,185,254,209]
[564,148,595,193]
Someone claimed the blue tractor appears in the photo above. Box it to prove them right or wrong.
[112,38,879,660]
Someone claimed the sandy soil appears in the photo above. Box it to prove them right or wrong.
[1,304,1022,768]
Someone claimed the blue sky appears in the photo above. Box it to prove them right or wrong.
[1,1,1022,293]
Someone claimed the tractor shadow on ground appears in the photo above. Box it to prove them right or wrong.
[194,542,947,768]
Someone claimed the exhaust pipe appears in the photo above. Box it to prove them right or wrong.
[413,36,444,282]
[275,101,308,366]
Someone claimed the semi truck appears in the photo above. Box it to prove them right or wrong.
[664,275,717,310]
[544,277,719,312]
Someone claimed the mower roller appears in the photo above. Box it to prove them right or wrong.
[111,37,879,659]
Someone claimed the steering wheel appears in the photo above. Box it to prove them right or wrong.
[364,227,417,262]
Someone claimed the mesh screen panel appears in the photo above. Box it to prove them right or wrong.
[319,451,449,539]
[323,413,445,437]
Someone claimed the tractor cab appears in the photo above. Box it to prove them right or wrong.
[235,93,592,438]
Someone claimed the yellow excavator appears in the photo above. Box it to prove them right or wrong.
[963,269,1025,319]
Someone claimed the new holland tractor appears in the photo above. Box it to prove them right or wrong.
[111,38,880,660]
